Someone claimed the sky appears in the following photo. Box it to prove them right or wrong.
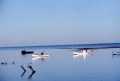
[0,0,120,47]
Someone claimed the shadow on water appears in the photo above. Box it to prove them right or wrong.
[21,71,26,78]
[28,71,36,80]
[32,57,49,62]
[21,71,36,80]
[112,54,120,58]
[73,54,93,59]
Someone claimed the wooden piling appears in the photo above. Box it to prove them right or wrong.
[27,64,35,72]
[20,64,26,71]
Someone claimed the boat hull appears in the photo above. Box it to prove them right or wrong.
[73,52,88,55]
[21,50,34,54]
[112,52,120,55]
[73,50,93,55]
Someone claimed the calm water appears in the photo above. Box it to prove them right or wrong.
[0,45,120,81]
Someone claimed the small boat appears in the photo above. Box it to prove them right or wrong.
[73,50,93,55]
[112,51,120,55]
[32,52,49,58]
[21,50,34,54]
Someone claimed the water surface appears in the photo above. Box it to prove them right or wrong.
[0,45,120,81]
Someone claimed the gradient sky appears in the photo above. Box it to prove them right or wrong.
[0,0,120,47]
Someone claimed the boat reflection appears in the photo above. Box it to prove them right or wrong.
[32,57,49,61]
[112,54,120,58]
[73,50,93,59]
[28,71,36,80]
[21,71,26,78]
[73,54,93,59]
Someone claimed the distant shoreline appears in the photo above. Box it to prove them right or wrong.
[0,43,120,50]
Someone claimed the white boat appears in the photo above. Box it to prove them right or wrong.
[73,50,93,55]
[112,51,120,55]
[32,52,49,58]
[73,51,87,55]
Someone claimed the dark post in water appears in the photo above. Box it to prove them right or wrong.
[20,64,26,71]
[27,64,35,72]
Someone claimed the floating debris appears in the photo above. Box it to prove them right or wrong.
[28,71,35,79]
[12,61,15,64]
[4,62,7,64]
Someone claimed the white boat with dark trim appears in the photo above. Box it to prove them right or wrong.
[112,51,120,55]
[73,50,93,55]
[32,52,49,58]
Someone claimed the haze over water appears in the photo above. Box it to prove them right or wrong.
[0,0,120,47]
[0,45,120,81]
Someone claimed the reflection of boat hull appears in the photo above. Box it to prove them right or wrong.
[32,57,49,60]
[112,52,120,55]
[32,54,49,58]
[73,54,87,58]
[73,54,83,57]
[73,52,87,55]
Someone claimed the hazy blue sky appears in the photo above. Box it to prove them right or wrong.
[0,0,120,47]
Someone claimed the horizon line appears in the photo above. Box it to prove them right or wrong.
[0,42,120,48]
